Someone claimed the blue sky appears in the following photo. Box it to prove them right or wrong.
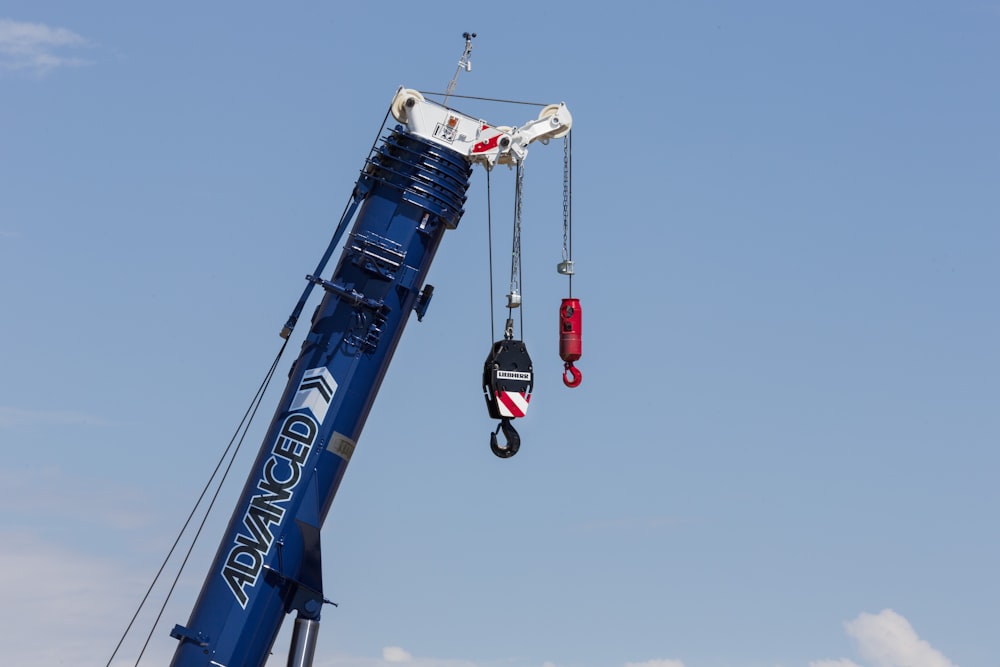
[2,2,997,667]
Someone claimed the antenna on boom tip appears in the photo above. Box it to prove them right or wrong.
[444,31,476,105]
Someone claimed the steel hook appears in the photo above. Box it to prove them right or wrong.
[489,418,520,458]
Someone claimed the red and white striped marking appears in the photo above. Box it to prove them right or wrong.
[495,391,530,418]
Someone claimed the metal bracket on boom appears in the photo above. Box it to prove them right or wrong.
[170,624,209,648]
[414,284,434,321]
[349,231,405,280]
[262,565,338,614]
[306,275,385,312]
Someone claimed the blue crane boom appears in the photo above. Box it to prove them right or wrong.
[167,87,572,667]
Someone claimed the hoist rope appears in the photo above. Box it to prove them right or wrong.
[509,162,525,337]
[486,168,496,342]
[106,339,289,667]
[563,130,574,298]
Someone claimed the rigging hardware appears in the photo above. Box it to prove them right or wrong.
[444,32,476,106]
[558,132,582,387]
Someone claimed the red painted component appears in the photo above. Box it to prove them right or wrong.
[496,390,530,418]
[559,298,582,362]
[472,125,501,153]
[559,298,582,387]
[563,362,582,388]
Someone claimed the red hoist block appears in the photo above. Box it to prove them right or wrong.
[559,298,582,387]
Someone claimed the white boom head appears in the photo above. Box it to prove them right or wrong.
[390,87,572,169]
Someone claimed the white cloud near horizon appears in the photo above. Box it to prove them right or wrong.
[319,655,682,667]
[0,18,91,75]
[846,609,957,667]
[1,530,163,666]
[0,529,958,667]
[313,650,479,667]
[384,646,414,662]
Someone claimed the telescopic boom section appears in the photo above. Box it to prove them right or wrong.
[168,90,571,667]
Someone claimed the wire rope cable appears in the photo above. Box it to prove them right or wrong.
[486,169,496,343]
[508,162,525,337]
[564,131,573,297]
[418,91,551,108]
[105,338,289,667]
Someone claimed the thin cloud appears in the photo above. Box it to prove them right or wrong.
[0,18,91,75]
[1,530,159,666]
[1,468,152,532]
[811,661,863,667]
[624,661,685,667]
[845,609,957,667]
